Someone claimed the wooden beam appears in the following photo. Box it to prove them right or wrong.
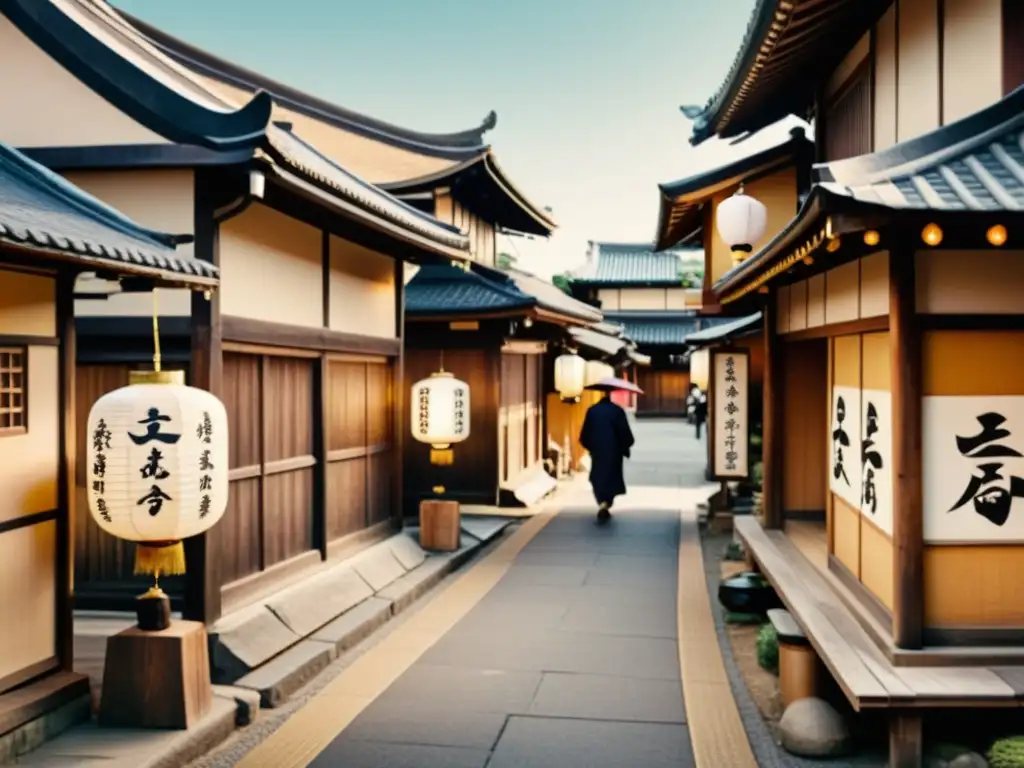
[888,712,922,768]
[392,258,406,529]
[222,315,400,358]
[890,248,923,650]
[55,272,75,671]
[313,355,328,558]
[762,299,784,529]
[184,171,223,626]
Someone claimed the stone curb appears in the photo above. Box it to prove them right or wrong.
[230,533,494,709]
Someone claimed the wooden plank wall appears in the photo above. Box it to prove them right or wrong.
[636,369,690,416]
[499,352,543,487]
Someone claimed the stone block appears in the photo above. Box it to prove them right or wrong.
[311,597,394,654]
[376,557,453,614]
[778,697,850,758]
[209,604,300,683]
[390,533,428,571]
[266,564,374,637]
[234,640,336,708]
[351,543,407,592]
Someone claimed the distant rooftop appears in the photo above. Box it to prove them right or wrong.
[569,242,703,287]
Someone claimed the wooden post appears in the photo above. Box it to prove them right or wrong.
[888,713,923,768]
[184,171,223,626]
[55,272,76,670]
[762,300,784,529]
[392,258,406,526]
[313,355,328,558]
[890,248,923,650]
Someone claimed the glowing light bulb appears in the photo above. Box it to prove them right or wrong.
[922,223,943,246]
[863,230,880,247]
[987,225,1008,247]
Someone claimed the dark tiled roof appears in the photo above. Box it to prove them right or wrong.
[715,86,1024,303]
[606,311,701,347]
[571,242,703,286]
[682,0,890,145]
[686,313,762,346]
[0,141,216,283]
[405,265,531,315]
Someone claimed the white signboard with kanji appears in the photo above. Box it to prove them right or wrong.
[923,396,1024,542]
[711,351,749,479]
[860,390,892,535]
[829,386,862,511]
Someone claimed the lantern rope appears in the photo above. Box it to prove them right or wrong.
[152,288,162,373]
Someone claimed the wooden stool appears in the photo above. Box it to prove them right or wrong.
[98,620,213,729]
[768,608,820,705]
[420,499,460,551]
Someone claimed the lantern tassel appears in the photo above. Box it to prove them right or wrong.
[134,541,186,577]
[430,448,454,466]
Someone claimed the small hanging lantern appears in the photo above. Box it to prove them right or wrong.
[554,352,586,402]
[690,349,710,391]
[716,185,768,267]
[584,360,615,387]
[411,371,471,465]
[86,370,229,624]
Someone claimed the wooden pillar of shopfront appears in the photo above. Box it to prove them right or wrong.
[762,298,784,530]
[890,247,923,650]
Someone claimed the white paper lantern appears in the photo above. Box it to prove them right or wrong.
[86,370,229,577]
[554,353,586,402]
[716,188,768,266]
[690,349,710,391]
[411,371,470,465]
[584,360,615,387]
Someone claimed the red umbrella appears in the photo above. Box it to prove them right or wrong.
[585,376,644,395]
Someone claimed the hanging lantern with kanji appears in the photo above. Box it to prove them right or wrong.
[411,371,471,465]
[554,352,586,402]
[86,370,229,581]
[716,185,768,267]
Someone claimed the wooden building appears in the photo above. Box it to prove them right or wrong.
[568,242,716,416]
[0,0,474,624]
[685,0,1024,763]
[0,138,217,748]
[119,8,558,266]
[403,262,607,509]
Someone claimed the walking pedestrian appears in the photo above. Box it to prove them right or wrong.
[694,389,708,439]
[579,390,635,522]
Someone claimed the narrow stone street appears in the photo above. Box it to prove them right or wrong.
[217,418,745,768]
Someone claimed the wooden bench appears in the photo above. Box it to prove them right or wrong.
[734,516,1021,768]
[767,608,820,706]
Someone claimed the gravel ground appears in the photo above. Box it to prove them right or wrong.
[700,529,886,768]
[186,529,513,768]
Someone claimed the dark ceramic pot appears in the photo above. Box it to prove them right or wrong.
[718,572,782,614]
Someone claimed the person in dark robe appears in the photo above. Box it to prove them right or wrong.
[579,392,635,522]
[694,390,708,439]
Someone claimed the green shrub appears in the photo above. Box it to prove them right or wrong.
[990,736,1024,768]
[756,622,779,674]
[752,462,764,489]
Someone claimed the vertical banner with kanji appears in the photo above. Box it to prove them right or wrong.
[711,349,750,480]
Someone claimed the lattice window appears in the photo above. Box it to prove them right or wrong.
[0,348,27,433]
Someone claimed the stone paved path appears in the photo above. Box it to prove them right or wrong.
[234,418,726,768]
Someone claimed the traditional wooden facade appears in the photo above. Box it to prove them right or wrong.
[0,0,474,623]
[0,138,217,747]
[687,1,1024,764]
[568,242,715,416]
[404,263,607,510]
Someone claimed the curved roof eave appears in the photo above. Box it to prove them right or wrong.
[0,0,273,151]
[382,151,557,237]
[654,127,812,250]
[120,10,496,161]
